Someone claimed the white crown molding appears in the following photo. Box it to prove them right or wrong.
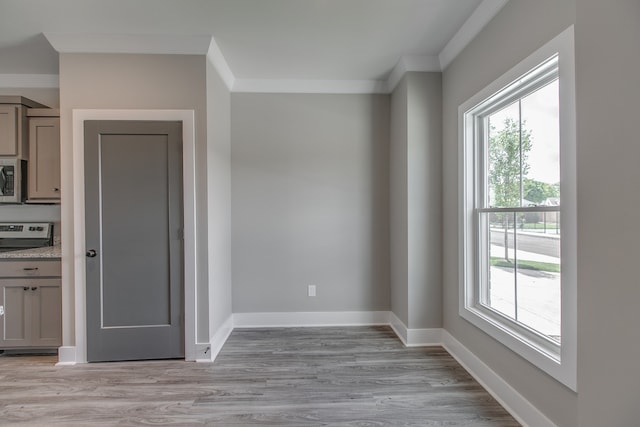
[232,78,389,94]
[0,74,59,88]
[386,55,441,93]
[206,37,235,92]
[438,0,510,70]
[40,0,508,95]
[441,331,557,427]
[44,33,212,55]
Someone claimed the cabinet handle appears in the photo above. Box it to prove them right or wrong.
[53,188,60,192]
[31,287,38,291]
[23,287,29,291]
[23,267,39,271]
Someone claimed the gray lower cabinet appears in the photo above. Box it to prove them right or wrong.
[0,260,61,349]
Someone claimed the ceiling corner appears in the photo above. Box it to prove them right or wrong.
[438,0,510,70]
[386,55,441,94]
[206,37,235,91]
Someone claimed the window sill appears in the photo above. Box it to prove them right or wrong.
[460,303,575,391]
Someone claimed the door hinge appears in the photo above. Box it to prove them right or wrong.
[177,228,184,241]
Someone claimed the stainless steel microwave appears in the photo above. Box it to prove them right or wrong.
[0,159,27,203]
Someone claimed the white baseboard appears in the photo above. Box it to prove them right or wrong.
[232,311,390,328]
[388,312,442,346]
[56,346,77,366]
[194,343,211,362]
[198,315,234,363]
[441,330,556,427]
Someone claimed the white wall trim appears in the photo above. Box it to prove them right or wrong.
[387,312,442,346]
[206,37,235,91]
[0,74,59,88]
[199,315,235,363]
[442,331,557,427]
[386,55,441,93]
[232,79,389,94]
[438,0,510,70]
[45,33,211,55]
[69,109,197,363]
[55,346,77,366]
[233,311,391,328]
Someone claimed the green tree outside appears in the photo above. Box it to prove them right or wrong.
[523,178,560,205]
[489,117,532,261]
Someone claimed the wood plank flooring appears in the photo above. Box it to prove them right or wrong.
[0,326,520,426]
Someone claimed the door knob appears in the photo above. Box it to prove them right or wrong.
[86,249,97,258]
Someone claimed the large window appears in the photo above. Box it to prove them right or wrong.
[459,28,576,390]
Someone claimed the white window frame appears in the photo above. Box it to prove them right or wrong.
[458,26,576,391]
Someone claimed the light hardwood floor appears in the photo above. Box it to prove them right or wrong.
[0,326,519,426]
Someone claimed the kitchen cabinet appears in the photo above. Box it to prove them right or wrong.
[0,105,20,156]
[0,259,61,349]
[27,110,60,202]
[0,96,48,159]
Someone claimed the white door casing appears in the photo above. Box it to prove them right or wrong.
[65,109,197,364]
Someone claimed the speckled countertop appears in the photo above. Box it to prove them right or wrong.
[0,244,61,259]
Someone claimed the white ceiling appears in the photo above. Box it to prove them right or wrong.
[0,0,508,92]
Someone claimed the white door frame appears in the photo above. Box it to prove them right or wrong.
[69,109,197,363]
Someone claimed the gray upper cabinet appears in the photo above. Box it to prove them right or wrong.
[0,105,22,157]
[28,111,61,202]
[0,96,48,159]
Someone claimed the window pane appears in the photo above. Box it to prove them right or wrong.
[521,80,560,206]
[487,103,522,208]
[484,211,516,319]
[483,209,562,342]
[486,79,560,209]
[515,218,561,342]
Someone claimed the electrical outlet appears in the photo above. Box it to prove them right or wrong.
[308,285,316,297]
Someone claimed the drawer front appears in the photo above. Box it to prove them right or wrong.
[0,260,61,278]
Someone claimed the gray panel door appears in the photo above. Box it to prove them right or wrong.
[84,120,183,362]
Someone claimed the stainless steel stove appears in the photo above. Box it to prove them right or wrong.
[0,222,54,253]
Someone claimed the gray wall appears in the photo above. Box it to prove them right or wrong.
[441,1,578,426]
[231,93,390,313]
[390,76,409,325]
[59,53,211,345]
[390,72,442,329]
[206,57,233,336]
[575,0,640,425]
